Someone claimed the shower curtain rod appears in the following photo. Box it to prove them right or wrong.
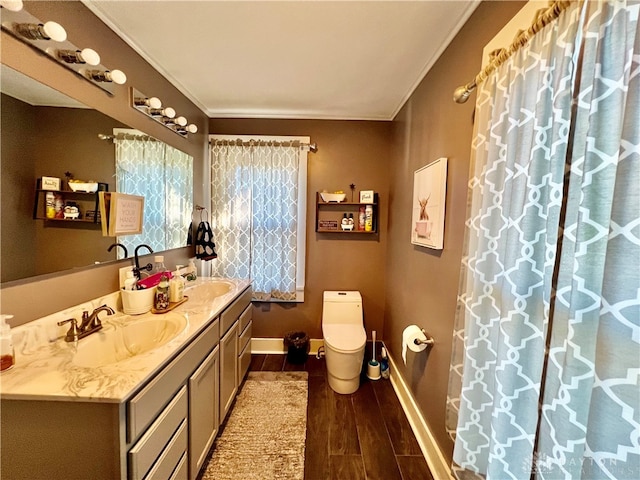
[452,0,572,104]
[209,137,318,153]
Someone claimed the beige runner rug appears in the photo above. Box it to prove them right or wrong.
[200,371,308,480]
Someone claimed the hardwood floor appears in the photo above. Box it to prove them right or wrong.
[249,354,434,480]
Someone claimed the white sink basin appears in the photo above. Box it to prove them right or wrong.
[73,313,188,368]
[185,280,233,306]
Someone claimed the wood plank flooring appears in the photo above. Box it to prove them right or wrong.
[249,354,433,480]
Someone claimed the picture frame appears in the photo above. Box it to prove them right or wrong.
[98,192,144,236]
[411,157,447,249]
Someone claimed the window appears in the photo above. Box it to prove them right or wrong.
[208,135,308,302]
[114,129,193,256]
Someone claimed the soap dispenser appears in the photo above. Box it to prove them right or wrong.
[0,315,16,371]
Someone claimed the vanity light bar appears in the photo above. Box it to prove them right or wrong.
[0,4,126,95]
[130,87,198,138]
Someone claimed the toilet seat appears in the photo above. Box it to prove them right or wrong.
[323,324,366,353]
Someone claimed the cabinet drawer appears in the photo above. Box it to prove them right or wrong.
[238,337,251,384]
[142,421,188,480]
[129,387,187,480]
[238,320,252,353]
[220,322,239,422]
[238,304,252,332]
[189,346,219,479]
[169,452,188,480]
[128,318,219,442]
[221,287,252,334]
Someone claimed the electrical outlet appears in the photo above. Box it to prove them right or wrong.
[119,266,134,290]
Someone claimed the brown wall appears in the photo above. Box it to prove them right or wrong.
[0,1,208,325]
[209,119,391,339]
[1,94,37,282]
[1,95,128,282]
[384,0,526,463]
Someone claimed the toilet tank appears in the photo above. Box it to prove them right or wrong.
[322,291,363,325]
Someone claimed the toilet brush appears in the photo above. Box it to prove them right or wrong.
[366,330,381,380]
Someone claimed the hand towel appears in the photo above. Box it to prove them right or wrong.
[195,221,218,261]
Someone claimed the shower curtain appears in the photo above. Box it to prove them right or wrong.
[447,2,639,479]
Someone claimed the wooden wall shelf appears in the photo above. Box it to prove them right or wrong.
[315,192,378,234]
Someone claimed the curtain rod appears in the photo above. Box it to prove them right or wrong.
[210,138,318,153]
[452,0,572,104]
[97,133,159,142]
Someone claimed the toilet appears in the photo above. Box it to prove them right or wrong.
[322,291,366,394]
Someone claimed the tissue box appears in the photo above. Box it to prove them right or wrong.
[359,190,374,203]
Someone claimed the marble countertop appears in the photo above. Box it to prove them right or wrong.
[0,277,251,403]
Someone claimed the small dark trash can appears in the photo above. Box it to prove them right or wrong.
[284,331,310,364]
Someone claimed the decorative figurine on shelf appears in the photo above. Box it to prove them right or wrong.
[350,183,356,202]
[64,171,73,191]
[63,202,80,220]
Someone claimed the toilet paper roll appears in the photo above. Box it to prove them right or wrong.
[402,325,428,365]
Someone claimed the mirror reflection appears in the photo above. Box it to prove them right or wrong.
[0,65,193,284]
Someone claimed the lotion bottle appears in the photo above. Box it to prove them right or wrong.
[0,315,16,371]
[169,267,185,303]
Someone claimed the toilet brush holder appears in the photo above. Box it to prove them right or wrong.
[366,361,381,380]
[366,330,381,380]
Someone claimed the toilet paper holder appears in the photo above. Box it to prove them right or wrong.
[414,329,435,346]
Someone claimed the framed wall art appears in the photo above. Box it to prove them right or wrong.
[411,157,448,249]
[98,192,144,237]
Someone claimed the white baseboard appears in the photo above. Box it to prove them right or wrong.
[251,337,323,355]
[386,347,453,480]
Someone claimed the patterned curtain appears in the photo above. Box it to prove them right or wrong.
[447,2,639,479]
[115,134,193,256]
[209,140,300,301]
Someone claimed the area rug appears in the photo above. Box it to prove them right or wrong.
[200,371,308,480]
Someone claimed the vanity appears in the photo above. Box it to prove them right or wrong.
[0,277,252,480]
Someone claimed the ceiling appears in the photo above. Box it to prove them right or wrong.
[83,1,480,121]
[1,64,88,108]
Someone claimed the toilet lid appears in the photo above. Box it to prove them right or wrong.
[324,324,366,353]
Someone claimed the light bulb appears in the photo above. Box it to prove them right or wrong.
[187,124,198,134]
[150,107,175,118]
[175,116,187,127]
[42,21,67,42]
[109,69,127,85]
[136,97,162,109]
[148,97,161,109]
[86,69,127,85]
[0,0,23,12]
[80,48,100,66]
[57,48,101,66]
[15,21,67,42]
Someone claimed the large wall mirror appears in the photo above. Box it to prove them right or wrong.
[0,64,194,284]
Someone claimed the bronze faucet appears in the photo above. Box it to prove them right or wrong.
[58,305,114,342]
